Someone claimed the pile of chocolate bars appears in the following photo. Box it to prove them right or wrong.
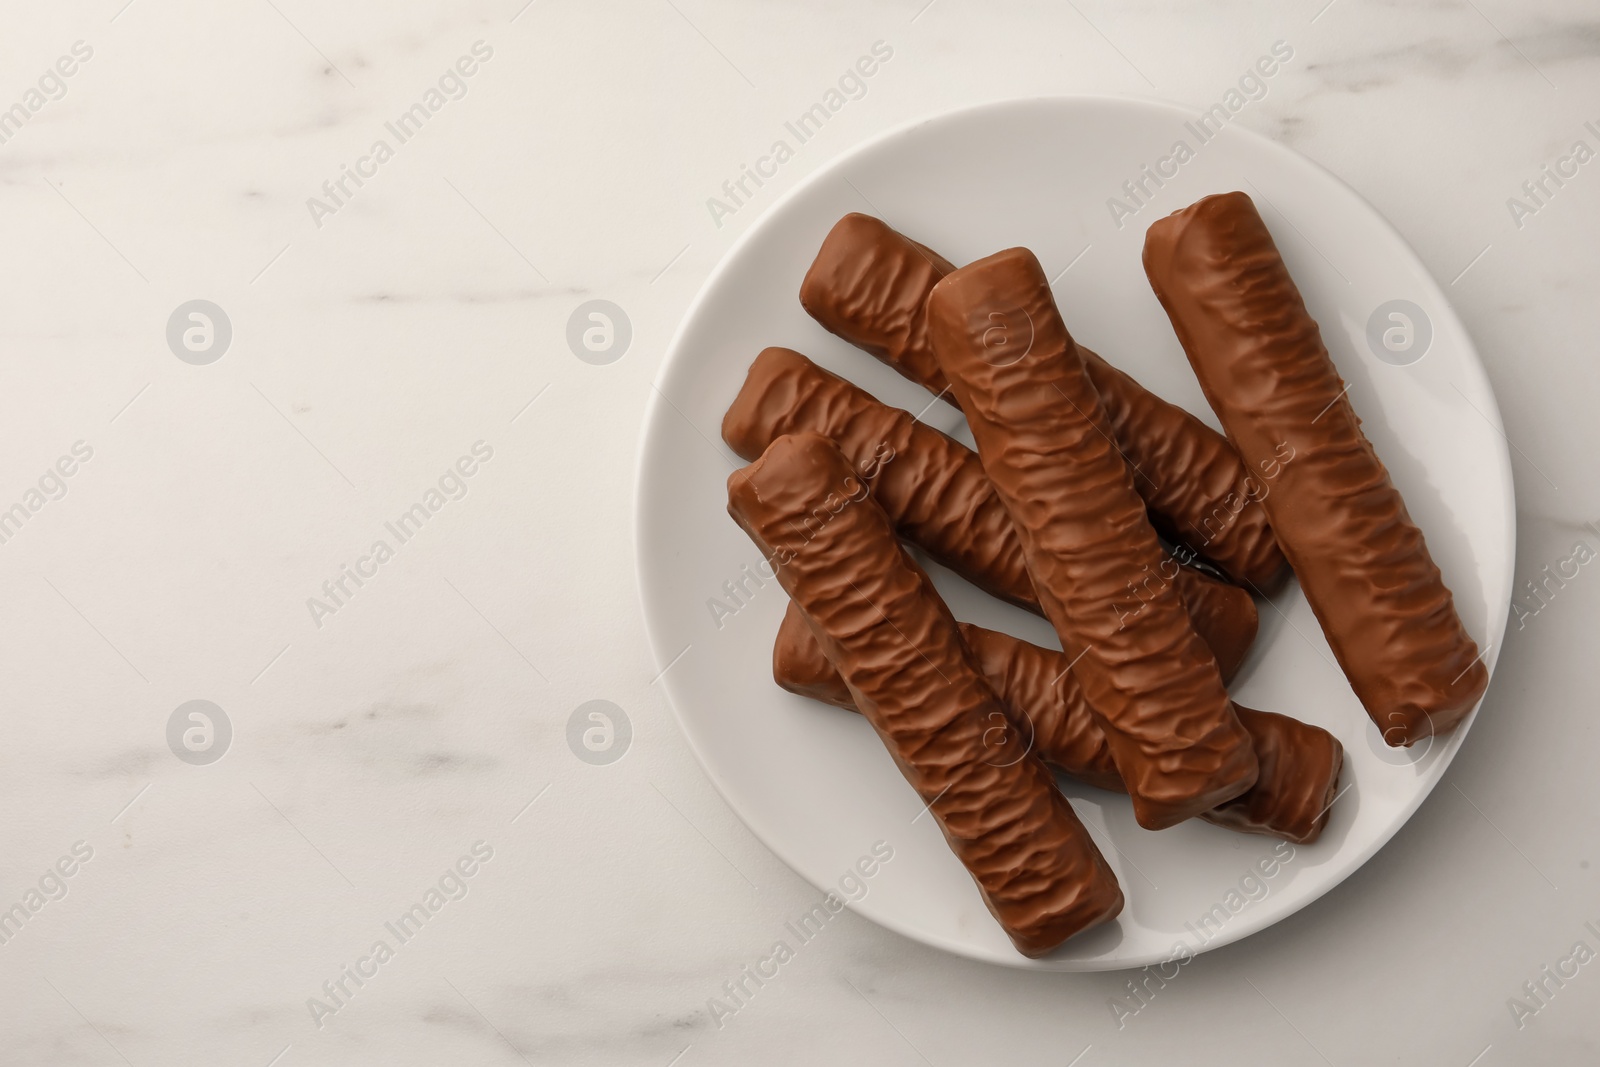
[718,192,1490,958]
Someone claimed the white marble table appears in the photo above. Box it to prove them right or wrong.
[0,1,1595,1063]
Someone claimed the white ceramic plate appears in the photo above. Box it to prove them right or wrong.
[634,97,1513,970]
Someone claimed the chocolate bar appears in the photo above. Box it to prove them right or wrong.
[927,247,1259,829]
[727,432,1123,955]
[1143,192,1489,745]
[798,211,955,392]
[775,602,1343,844]
[722,346,1259,681]
[800,213,1290,590]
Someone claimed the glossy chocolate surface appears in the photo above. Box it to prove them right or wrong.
[927,248,1258,829]
[800,212,1290,589]
[1143,192,1488,745]
[721,346,1259,681]
[774,602,1343,845]
[727,433,1123,955]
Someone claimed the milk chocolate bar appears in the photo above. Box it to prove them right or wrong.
[727,432,1123,955]
[775,602,1342,844]
[797,212,955,392]
[800,213,1290,590]
[721,346,1259,681]
[928,248,1259,829]
[1142,192,1489,745]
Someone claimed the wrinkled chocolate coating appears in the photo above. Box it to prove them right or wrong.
[727,433,1123,956]
[723,347,1026,609]
[1083,353,1289,593]
[928,248,1259,830]
[1142,192,1489,745]
[799,212,956,393]
[1201,707,1344,844]
[773,600,1122,792]
[774,602,1343,845]
[799,212,1289,589]
[721,346,1259,681]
